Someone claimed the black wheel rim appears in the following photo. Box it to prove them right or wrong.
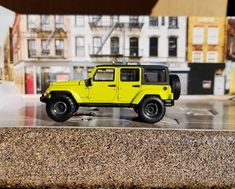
[53,101,67,115]
[145,103,158,117]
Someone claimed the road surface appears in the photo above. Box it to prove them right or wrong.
[0,81,234,130]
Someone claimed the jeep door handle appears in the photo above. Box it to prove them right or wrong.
[132,85,140,88]
[108,84,116,87]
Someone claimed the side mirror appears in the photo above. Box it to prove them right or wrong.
[85,78,93,87]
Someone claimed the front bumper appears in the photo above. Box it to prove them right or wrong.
[164,100,174,107]
[40,94,49,103]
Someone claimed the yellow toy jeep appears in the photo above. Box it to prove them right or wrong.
[40,64,180,123]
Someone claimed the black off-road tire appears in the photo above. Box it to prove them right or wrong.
[138,96,166,123]
[74,103,79,113]
[170,74,181,100]
[46,94,77,122]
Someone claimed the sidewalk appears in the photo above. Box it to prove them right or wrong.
[180,95,235,100]
[22,94,235,101]
[21,94,41,100]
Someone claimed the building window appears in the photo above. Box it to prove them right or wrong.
[55,39,64,56]
[161,17,165,25]
[149,17,158,27]
[111,16,119,25]
[55,16,64,29]
[73,66,85,80]
[168,17,178,28]
[27,39,36,58]
[207,51,218,63]
[41,39,50,55]
[129,37,139,57]
[192,51,203,62]
[168,36,177,57]
[75,37,85,57]
[149,37,158,57]
[93,37,102,54]
[111,37,119,55]
[41,15,50,31]
[27,15,37,30]
[193,27,204,45]
[208,27,219,45]
[75,16,84,26]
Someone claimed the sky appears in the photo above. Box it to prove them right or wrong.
[0,6,15,47]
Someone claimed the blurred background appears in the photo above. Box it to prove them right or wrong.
[0,5,234,96]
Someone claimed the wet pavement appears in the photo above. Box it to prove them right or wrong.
[0,81,235,130]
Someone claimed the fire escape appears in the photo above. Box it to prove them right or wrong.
[95,23,123,55]
[41,29,56,56]
[89,16,143,61]
[30,16,67,59]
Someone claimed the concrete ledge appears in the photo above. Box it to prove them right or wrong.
[0,128,234,188]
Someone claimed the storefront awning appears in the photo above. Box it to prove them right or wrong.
[0,0,229,16]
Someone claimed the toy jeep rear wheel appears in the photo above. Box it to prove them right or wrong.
[138,96,165,123]
[46,94,77,122]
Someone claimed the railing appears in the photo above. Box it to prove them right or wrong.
[89,47,143,58]
[41,49,50,55]
[28,50,65,59]
[29,26,66,34]
[89,21,124,29]
[41,25,52,32]
[127,22,144,29]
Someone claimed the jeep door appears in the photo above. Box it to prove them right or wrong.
[88,68,117,102]
[118,68,141,103]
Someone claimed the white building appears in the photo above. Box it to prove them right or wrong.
[13,15,189,94]
[70,16,189,94]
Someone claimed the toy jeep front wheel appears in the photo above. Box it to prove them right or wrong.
[46,94,77,122]
[138,97,165,123]
[133,105,139,113]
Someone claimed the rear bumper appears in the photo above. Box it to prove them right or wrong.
[40,94,49,103]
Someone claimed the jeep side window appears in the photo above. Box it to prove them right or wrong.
[143,69,166,83]
[121,69,140,82]
[93,68,114,81]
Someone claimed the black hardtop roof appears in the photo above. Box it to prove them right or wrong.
[96,64,168,69]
